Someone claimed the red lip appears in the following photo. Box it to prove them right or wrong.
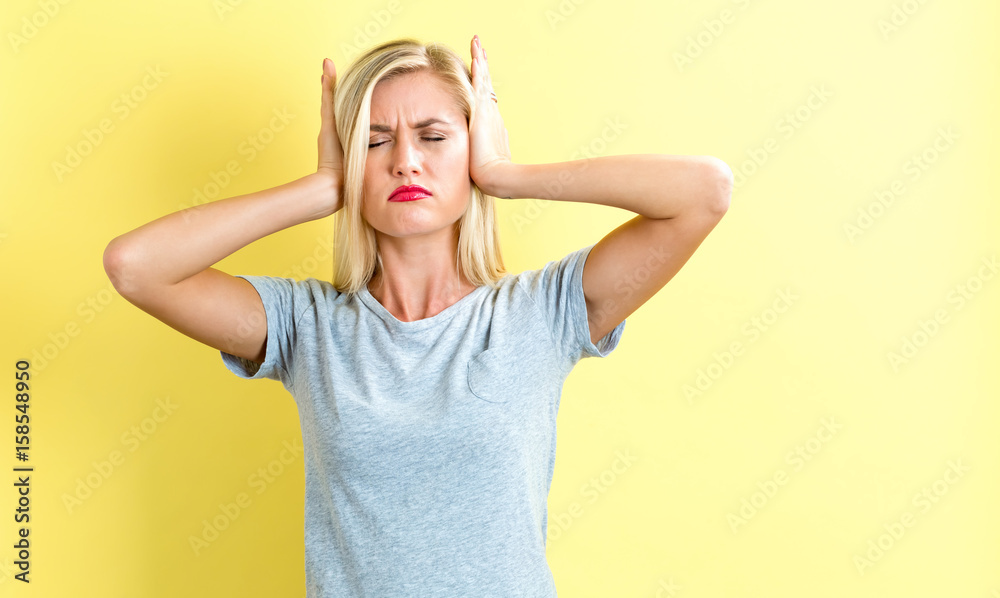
[389,184,431,202]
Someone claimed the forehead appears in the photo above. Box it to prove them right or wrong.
[369,70,463,128]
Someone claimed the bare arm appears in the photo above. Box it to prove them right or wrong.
[103,58,345,364]
[485,156,732,345]
[103,172,340,361]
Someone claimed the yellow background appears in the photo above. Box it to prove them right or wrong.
[2,0,998,596]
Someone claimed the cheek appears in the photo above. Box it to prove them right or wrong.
[362,159,380,199]
[361,172,378,215]
[446,137,470,169]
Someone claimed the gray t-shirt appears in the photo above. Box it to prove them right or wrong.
[220,243,626,597]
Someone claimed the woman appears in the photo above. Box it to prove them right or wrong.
[103,35,732,596]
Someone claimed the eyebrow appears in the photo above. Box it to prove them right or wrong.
[370,117,452,132]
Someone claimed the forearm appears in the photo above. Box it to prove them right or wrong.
[105,172,339,293]
[495,154,732,219]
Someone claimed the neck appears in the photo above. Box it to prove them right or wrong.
[366,229,476,322]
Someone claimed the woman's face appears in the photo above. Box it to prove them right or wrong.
[362,70,471,240]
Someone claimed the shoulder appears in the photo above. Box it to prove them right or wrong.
[240,275,343,297]
[510,244,593,297]
[235,275,353,320]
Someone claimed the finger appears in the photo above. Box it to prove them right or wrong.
[323,58,336,96]
[321,59,337,121]
[326,58,337,88]
[476,43,491,85]
[470,36,481,84]
[476,36,487,72]
[471,36,489,85]
[321,59,330,108]
[472,34,482,61]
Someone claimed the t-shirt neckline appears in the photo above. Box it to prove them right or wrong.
[358,282,488,331]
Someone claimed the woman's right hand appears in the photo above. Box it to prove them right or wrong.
[317,58,345,207]
[102,58,351,366]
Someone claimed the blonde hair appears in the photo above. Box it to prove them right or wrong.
[331,37,506,295]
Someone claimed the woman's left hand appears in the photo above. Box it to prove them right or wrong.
[469,35,513,198]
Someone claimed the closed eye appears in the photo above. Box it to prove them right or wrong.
[368,137,446,149]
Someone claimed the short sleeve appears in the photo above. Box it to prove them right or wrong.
[219,275,307,386]
[516,243,626,364]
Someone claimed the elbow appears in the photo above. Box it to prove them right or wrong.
[701,156,733,217]
[103,237,142,298]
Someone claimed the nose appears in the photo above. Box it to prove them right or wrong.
[392,135,423,177]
